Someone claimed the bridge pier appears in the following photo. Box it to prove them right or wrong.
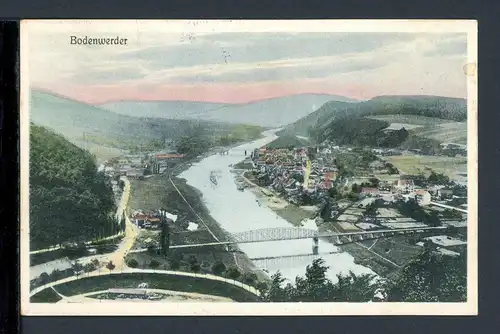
[312,237,319,255]
[333,236,341,245]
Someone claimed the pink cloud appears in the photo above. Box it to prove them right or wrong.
[35,80,376,105]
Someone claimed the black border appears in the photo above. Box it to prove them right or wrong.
[1,0,500,333]
[0,20,19,334]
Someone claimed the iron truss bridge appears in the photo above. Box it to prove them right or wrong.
[167,226,447,249]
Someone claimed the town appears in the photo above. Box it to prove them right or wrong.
[97,137,467,276]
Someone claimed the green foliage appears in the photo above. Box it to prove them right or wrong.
[261,252,466,303]
[384,249,467,302]
[189,256,201,273]
[243,272,258,285]
[106,261,116,272]
[149,260,160,269]
[364,203,378,217]
[400,135,442,155]
[385,162,400,174]
[127,258,139,268]
[159,222,170,256]
[212,261,227,276]
[176,123,262,158]
[225,267,241,280]
[260,259,379,302]
[169,259,181,270]
[83,262,97,273]
[29,125,117,249]
[394,199,441,226]
[428,171,451,185]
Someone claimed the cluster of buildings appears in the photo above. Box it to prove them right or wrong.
[131,209,178,229]
[252,147,339,194]
[103,151,187,179]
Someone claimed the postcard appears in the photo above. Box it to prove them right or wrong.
[20,19,478,316]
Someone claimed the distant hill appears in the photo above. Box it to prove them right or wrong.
[29,91,263,156]
[266,135,311,149]
[277,100,354,137]
[279,95,467,147]
[355,95,467,122]
[99,94,358,127]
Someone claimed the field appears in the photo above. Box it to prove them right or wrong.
[382,155,467,180]
[367,115,467,144]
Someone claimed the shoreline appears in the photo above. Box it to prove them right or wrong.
[236,164,393,278]
[127,136,271,284]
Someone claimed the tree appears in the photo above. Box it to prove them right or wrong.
[188,255,198,265]
[243,272,258,285]
[83,262,97,273]
[169,259,181,270]
[384,249,466,302]
[259,258,380,302]
[38,272,50,285]
[127,258,139,268]
[159,219,170,256]
[191,262,201,273]
[149,260,160,270]
[364,203,378,219]
[72,261,84,277]
[212,261,227,276]
[49,269,64,281]
[225,267,241,280]
[106,261,116,272]
[369,177,380,188]
[347,192,358,201]
[428,171,450,185]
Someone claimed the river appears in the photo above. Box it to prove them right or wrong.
[179,130,376,283]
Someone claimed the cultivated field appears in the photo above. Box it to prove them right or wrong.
[367,115,467,144]
[382,155,467,180]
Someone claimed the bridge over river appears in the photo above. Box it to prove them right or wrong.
[130,226,449,255]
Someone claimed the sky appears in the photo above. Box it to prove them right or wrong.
[25,21,470,104]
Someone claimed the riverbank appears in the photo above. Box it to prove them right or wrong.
[235,161,414,278]
[239,168,317,227]
[125,140,271,287]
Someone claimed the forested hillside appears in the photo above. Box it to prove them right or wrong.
[29,125,118,249]
[311,117,410,148]
[30,90,264,158]
[279,95,466,151]
[276,101,354,137]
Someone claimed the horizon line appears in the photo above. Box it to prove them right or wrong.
[31,87,466,106]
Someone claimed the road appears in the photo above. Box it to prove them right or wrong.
[429,201,468,213]
[92,177,139,270]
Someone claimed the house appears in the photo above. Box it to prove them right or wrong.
[361,187,380,196]
[413,189,432,205]
[392,178,415,194]
[126,169,143,178]
[134,214,148,227]
[146,217,162,228]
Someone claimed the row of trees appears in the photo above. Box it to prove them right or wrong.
[259,250,467,302]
